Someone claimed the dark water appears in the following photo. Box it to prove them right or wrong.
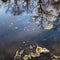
[0,8,60,60]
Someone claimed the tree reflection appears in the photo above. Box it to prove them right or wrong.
[0,0,60,30]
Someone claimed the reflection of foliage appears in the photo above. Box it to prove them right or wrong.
[0,0,60,30]
[53,14,60,30]
[2,0,8,2]
[32,0,60,30]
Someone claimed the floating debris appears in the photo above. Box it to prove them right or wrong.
[19,50,24,55]
[23,41,26,44]
[30,52,36,57]
[36,45,42,53]
[9,22,14,27]
[23,55,29,60]
[44,24,53,30]
[15,27,19,30]
[41,48,50,53]
[14,45,50,60]
[14,50,24,60]
[29,45,33,49]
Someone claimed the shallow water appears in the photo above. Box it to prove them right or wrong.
[0,7,60,60]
